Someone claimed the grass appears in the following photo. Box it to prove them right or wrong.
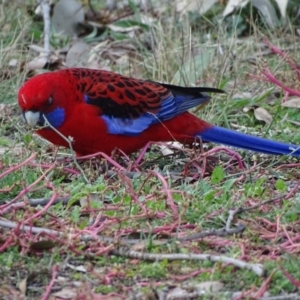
[1,0,300,298]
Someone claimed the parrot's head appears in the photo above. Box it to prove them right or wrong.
[18,72,74,129]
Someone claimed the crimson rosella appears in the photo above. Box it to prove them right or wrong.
[18,68,300,156]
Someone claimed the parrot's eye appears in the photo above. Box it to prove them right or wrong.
[47,97,53,105]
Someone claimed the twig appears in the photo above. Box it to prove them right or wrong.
[106,170,186,179]
[228,194,287,216]
[111,248,265,277]
[0,219,262,276]
[260,295,300,300]
[226,209,237,231]
[43,117,90,183]
[0,219,143,245]
[39,0,51,60]
[11,196,70,208]
[179,224,246,242]
[0,219,244,246]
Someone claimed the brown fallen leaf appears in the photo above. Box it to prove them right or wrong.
[176,0,218,15]
[282,97,300,109]
[30,240,56,251]
[18,277,27,295]
[130,239,167,251]
[52,0,85,37]
[196,281,224,293]
[52,287,77,299]
[24,53,62,72]
[244,106,273,125]
[66,40,91,68]
[254,107,273,125]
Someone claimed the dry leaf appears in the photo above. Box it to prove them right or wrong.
[25,56,48,71]
[52,287,77,299]
[91,39,137,68]
[282,97,300,109]
[8,58,19,68]
[166,287,198,299]
[79,192,100,207]
[25,53,61,72]
[172,49,216,85]
[28,45,47,53]
[30,240,56,250]
[18,277,27,295]
[107,23,141,33]
[196,281,224,294]
[176,0,218,15]
[243,106,252,113]
[106,0,117,11]
[223,0,249,17]
[274,0,288,17]
[67,263,87,272]
[252,0,279,28]
[232,92,253,99]
[287,119,300,126]
[130,239,167,251]
[223,0,282,28]
[0,146,23,156]
[66,40,91,67]
[52,0,85,37]
[159,142,183,156]
[254,107,273,125]
[0,104,14,117]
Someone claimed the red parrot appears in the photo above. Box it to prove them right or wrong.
[18,68,300,156]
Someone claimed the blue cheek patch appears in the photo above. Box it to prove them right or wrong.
[40,107,65,128]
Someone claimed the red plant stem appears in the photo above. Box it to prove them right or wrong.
[204,147,245,170]
[0,152,36,180]
[23,181,57,224]
[0,235,15,252]
[263,37,300,79]
[280,266,300,287]
[151,170,178,218]
[29,162,80,175]
[41,265,59,300]
[261,68,300,97]
[77,152,126,170]
[253,269,278,298]
[0,164,56,213]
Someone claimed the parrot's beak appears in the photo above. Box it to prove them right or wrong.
[24,111,41,127]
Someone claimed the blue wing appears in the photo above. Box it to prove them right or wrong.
[100,93,211,136]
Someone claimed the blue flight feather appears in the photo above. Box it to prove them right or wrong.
[102,93,210,135]
[200,126,300,156]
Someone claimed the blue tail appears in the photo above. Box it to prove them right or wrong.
[199,126,300,156]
